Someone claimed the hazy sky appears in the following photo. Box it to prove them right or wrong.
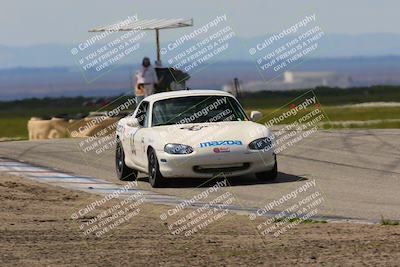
[0,0,398,46]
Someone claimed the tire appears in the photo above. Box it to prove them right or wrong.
[147,148,166,188]
[255,154,278,181]
[115,139,137,181]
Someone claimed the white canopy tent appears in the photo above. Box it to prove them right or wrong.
[89,18,193,65]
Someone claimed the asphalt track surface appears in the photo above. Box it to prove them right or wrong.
[0,129,399,221]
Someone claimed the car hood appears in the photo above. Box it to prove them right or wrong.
[150,121,271,149]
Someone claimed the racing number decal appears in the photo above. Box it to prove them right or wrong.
[129,130,138,155]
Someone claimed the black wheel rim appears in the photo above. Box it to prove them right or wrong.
[149,152,157,183]
[116,143,123,174]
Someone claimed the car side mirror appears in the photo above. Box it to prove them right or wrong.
[126,117,140,127]
[250,111,262,121]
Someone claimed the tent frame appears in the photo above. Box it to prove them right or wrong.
[89,18,193,65]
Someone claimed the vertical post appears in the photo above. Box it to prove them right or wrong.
[233,77,241,99]
[156,29,161,65]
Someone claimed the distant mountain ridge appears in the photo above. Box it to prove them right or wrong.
[1,33,400,68]
[1,56,400,100]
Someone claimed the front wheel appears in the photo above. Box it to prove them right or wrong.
[148,149,166,188]
[116,139,137,181]
[255,155,278,181]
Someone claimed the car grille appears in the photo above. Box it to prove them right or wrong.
[193,163,250,173]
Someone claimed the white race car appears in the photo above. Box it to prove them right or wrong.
[115,90,277,187]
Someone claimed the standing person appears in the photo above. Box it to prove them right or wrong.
[135,57,158,102]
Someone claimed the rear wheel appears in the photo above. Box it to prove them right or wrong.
[255,154,278,181]
[115,139,137,181]
[148,149,166,188]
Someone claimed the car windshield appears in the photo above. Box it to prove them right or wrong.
[152,95,247,126]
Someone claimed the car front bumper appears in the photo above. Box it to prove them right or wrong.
[156,148,276,178]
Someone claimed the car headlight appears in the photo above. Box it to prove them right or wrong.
[248,137,274,151]
[164,143,194,154]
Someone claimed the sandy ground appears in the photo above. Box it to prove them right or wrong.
[1,173,399,267]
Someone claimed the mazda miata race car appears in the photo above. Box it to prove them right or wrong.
[115,90,277,187]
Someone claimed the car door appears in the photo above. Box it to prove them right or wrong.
[122,101,149,167]
[131,101,150,168]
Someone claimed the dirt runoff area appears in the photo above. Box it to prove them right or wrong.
[1,173,399,267]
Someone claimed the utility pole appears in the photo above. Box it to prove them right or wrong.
[233,77,241,99]
[156,29,161,66]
